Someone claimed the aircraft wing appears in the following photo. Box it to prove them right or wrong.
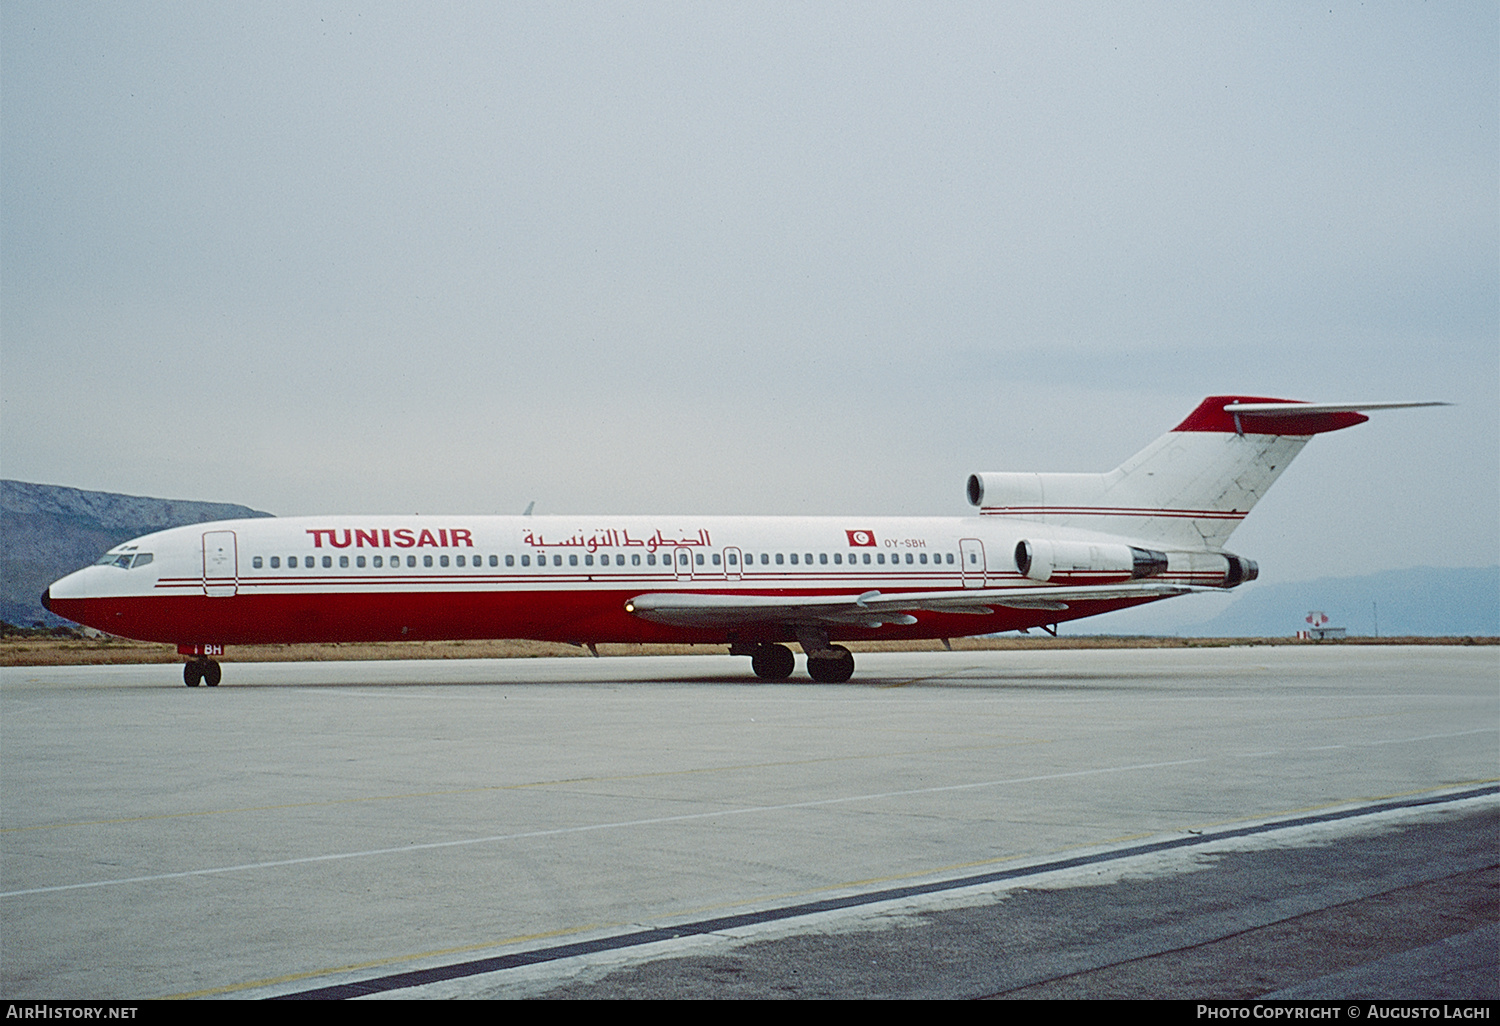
[624,582,1206,629]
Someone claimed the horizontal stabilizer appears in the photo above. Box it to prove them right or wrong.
[1222,401,1448,415]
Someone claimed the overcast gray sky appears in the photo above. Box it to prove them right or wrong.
[3,2,1495,587]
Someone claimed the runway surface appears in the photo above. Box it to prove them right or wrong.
[1,646,1495,999]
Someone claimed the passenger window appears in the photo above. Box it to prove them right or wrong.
[287,556,297,568]
[584,554,594,566]
[357,556,366,568]
[373,556,382,568]
[253,556,263,569]
[553,555,562,566]
[905,553,913,564]
[833,553,842,565]
[775,553,784,565]
[340,556,349,568]
[456,555,465,567]
[270,556,281,569]
[819,553,827,565]
[632,553,641,566]
[712,553,721,565]
[437,555,447,567]
[728,553,737,566]
[804,553,812,564]
[695,553,704,565]
[408,555,417,568]
[424,555,433,568]
[322,556,332,569]
[569,554,578,566]
[877,553,885,564]
[505,555,514,567]
[789,553,798,565]
[647,553,656,566]
[521,555,531,567]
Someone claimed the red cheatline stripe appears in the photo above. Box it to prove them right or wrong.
[981,506,1246,520]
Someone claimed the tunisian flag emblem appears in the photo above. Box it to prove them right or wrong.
[845,530,877,547]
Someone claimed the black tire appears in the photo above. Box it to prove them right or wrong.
[828,645,855,683]
[203,660,221,687]
[751,644,795,680]
[184,661,202,687]
[807,646,855,683]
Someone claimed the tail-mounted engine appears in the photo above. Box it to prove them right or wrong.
[1014,540,1168,583]
[1222,553,1258,587]
[1014,540,1258,588]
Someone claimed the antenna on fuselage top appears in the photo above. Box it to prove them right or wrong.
[523,501,535,516]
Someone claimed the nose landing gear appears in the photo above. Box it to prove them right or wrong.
[183,658,221,687]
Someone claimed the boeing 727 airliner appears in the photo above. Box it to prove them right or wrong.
[42,396,1442,685]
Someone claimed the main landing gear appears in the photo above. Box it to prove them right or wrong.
[806,645,855,684]
[184,659,221,687]
[733,635,858,684]
[749,643,796,680]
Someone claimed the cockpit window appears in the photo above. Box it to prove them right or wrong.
[94,551,153,569]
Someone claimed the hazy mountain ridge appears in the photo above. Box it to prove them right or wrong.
[1084,565,1499,637]
[1183,565,1499,637]
[2,480,273,627]
[2,480,271,529]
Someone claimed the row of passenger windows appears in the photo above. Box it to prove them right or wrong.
[249,551,959,571]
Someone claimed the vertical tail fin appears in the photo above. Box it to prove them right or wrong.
[967,396,1444,549]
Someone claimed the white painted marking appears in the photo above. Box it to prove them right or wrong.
[2,757,1206,898]
[6,726,1492,900]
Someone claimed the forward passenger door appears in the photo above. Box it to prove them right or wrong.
[202,531,238,597]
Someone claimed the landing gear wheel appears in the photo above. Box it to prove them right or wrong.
[751,643,795,680]
[807,645,855,683]
[184,661,203,687]
[203,660,221,687]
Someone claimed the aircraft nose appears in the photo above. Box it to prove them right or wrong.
[41,587,52,613]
